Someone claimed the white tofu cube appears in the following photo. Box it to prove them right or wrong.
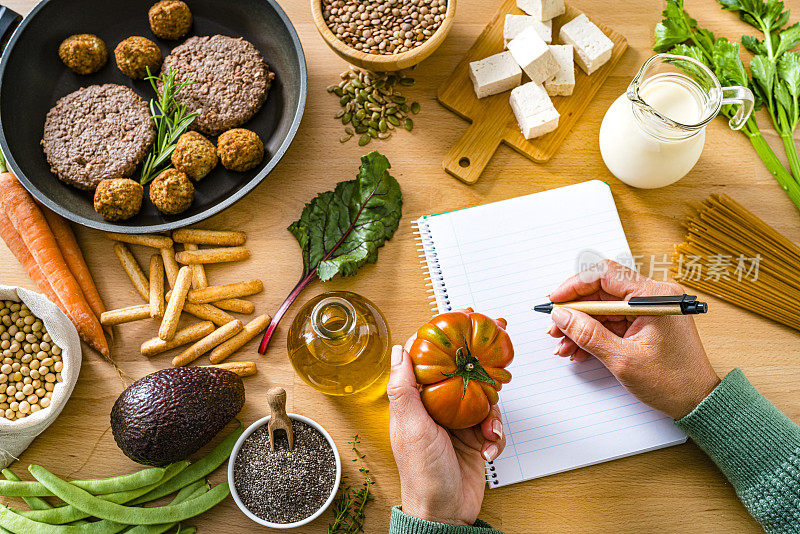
[517,0,565,21]
[507,27,559,84]
[503,14,552,47]
[469,51,522,99]
[559,14,613,75]
[544,45,575,96]
[510,81,560,139]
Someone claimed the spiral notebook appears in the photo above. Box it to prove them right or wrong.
[413,180,686,488]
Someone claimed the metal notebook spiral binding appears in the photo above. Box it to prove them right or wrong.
[412,219,451,314]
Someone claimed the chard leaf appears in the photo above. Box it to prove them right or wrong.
[288,151,402,281]
[778,52,800,97]
[259,151,403,353]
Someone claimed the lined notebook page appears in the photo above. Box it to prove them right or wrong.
[415,181,686,488]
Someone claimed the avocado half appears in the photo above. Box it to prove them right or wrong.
[111,367,245,466]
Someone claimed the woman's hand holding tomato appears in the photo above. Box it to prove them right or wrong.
[386,309,513,525]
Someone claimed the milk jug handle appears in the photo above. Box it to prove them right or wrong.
[721,86,755,130]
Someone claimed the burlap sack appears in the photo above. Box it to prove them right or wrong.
[0,285,81,467]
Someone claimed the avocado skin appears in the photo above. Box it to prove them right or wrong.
[110,367,245,466]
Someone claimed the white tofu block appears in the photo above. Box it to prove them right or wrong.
[517,0,565,21]
[559,14,614,75]
[510,81,560,139]
[503,14,552,47]
[468,51,522,99]
[507,26,559,84]
[544,45,575,96]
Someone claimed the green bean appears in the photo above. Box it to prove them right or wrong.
[0,468,166,498]
[130,422,242,505]
[124,482,208,534]
[28,467,229,526]
[0,505,126,534]
[2,470,51,511]
[16,463,188,525]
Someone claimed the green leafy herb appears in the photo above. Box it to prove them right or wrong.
[139,68,199,185]
[328,436,374,534]
[654,0,800,210]
[258,151,402,353]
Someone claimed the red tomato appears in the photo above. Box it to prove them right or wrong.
[408,308,514,429]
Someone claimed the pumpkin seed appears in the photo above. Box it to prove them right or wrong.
[386,107,398,115]
[353,79,363,89]
[339,95,349,106]
[355,124,368,134]
[358,134,371,146]
[334,87,344,97]
[378,132,391,139]
[368,128,379,138]
[411,102,421,114]
[368,120,379,129]
[342,113,352,125]
[344,127,354,135]
[392,95,406,103]
[334,109,345,119]
[400,104,409,112]
[387,115,401,126]
[404,118,413,131]
[355,109,366,121]
[378,119,388,132]
[326,85,338,93]
[340,134,352,143]
[399,77,415,86]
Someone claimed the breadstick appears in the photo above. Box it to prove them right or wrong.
[158,266,192,341]
[214,298,255,314]
[141,321,215,357]
[186,280,263,304]
[202,361,257,377]
[183,243,209,289]
[182,302,236,326]
[160,246,181,288]
[172,319,243,367]
[114,242,149,301]
[149,254,165,318]
[100,305,152,326]
[173,229,246,247]
[209,314,270,363]
[175,247,250,264]
[105,232,173,249]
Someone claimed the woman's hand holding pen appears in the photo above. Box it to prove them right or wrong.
[547,260,720,419]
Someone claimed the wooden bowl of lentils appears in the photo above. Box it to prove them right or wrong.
[311,0,455,71]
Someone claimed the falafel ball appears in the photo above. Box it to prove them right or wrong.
[171,131,217,181]
[149,169,194,215]
[149,0,193,40]
[93,178,143,221]
[114,37,162,79]
[217,128,264,172]
[58,34,108,75]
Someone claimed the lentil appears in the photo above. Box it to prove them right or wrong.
[0,300,62,421]
[233,420,336,524]
[322,0,447,54]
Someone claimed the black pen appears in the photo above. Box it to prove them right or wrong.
[534,294,708,316]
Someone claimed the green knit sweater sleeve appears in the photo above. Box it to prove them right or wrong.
[389,506,503,534]
[675,368,800,533]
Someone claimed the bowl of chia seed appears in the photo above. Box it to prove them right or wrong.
[228,414,341,528]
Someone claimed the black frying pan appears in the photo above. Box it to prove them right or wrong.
[0,0,307,233]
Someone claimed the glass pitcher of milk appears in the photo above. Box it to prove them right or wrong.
[599,54,754,189]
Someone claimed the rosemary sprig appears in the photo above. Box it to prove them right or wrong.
[328,435,374,534]
[139,67,199,185]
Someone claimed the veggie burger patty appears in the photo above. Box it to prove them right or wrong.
[161,35,274,136]
[42,84,156,191]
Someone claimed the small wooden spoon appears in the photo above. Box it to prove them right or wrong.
[266,387,294,452]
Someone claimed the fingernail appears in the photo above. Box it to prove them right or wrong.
[391,345,403,367]
[483,444,499,461]
[492,419,503,441]
[551,307,571,328]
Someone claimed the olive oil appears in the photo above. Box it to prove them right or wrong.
[287,291,390,396]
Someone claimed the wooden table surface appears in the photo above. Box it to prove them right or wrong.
[2,0,799,531]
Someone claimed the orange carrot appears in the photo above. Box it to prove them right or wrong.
[0,173,109,356]
[0,209,65,311]
[40,206,107,322]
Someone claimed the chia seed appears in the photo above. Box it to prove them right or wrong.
[233,420,337,524]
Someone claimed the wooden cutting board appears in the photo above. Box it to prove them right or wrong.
[437,1,628,184]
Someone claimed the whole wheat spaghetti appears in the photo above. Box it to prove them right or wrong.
[672,194,800,332]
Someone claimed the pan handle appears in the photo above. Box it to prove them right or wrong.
[0,6,22,53]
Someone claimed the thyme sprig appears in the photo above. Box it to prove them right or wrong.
[328,435,374,534]
[139,67,199,185]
